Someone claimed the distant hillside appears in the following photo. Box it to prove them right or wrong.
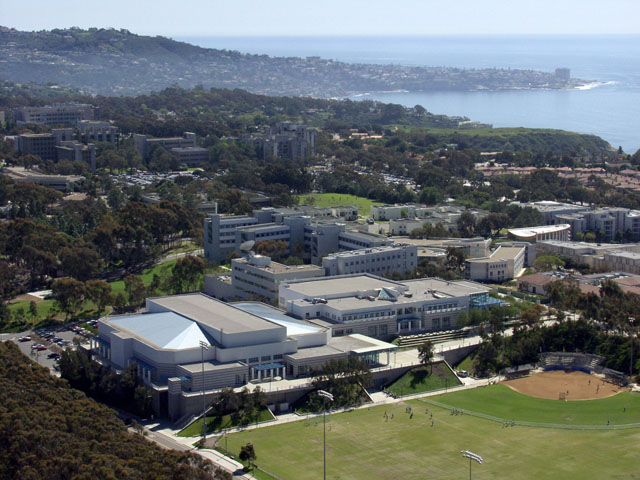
[0,27,588,97]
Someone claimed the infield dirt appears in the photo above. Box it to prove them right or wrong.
[504,370,627,400]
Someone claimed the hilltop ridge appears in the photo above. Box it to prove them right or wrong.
[0,27,588,97]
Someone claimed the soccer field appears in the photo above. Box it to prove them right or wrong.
[225,386,640,479]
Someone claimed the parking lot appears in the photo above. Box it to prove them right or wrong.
[7,320,97,374]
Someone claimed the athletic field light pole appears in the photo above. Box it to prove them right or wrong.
[200,340,210,441]
[318,390,334,480]
[460,450,483,480]
[630,317,635,380]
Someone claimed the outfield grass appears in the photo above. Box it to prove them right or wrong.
[386,362,461,396]
[435,383,640,426]
[179,408,274,437]
[298,193,383,217]
[226,387,640,479]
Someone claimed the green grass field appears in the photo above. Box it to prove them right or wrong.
[298,193,383,217]
[225,386,640,479]
[386,363,461,396]
[434,384,640,426]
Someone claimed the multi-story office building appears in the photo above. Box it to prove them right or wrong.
[513,200,589,224]
[170,146,209,167]
[246,122,316,161]
[16,131,97,170]
[322,244,418,277]
[93,293,396,419]
[465,244,528,282]
[389,218,425,236]
[279,274,496,339]
[537,240,640,272]
[205,254,325,301]
[134,132,197,160]
[393,237,492,259]
[204,208,392,264]
[76,120,118,144]
[16,133,57,161]
[516,201,640,241]
[13,103,95,126]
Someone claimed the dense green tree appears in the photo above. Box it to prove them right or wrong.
[51,277,86,318]
[124,275,146,308]
[85,279,113,314]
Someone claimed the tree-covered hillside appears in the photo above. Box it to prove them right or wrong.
[0,341,230,480]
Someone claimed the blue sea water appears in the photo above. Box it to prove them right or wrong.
[176,35,640,153]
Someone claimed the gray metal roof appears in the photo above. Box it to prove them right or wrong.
[109,312,209,349]
[149,294,281,333]
[233,302,324,335]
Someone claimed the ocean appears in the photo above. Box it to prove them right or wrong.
[176,35,640,153]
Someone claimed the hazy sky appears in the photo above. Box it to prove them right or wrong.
[3,0,640,36]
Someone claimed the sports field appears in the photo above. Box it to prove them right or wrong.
[225,384,640,479]
[297,193,383,217]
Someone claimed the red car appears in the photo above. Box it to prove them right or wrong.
[36,345,48,351]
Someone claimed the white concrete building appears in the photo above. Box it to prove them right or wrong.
[205,255,325,302]
[279,274,498,339]
[508,224,571,242]
[465,245,527,282]
[322,244,418,277]
[93,293,395,419]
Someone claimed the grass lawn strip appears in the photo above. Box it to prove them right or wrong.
[178,408,274,437]
[386,362,461,396]
[297,193,383,217]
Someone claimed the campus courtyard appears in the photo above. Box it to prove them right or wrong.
[224,382,640,479]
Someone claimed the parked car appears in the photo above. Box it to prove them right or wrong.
[36,345,48,351]
[18,336,32,342]
[47,353,61,359]
[456,370,469,378]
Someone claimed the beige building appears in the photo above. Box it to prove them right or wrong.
[465,245,527,282]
